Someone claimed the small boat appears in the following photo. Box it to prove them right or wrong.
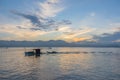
[25,49,41,56]
[25,51,34,56]
[47,51,58,54]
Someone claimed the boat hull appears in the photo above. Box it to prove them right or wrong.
[25,51,34,56]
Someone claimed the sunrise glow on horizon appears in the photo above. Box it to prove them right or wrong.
[0,0,120,42]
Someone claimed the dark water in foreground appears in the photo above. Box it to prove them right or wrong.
[0,47,120,80]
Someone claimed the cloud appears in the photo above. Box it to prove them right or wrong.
[94,31,120,42]
[0,24,49,40]
[73,37,91,42]
[38,0,64,18]
[115,39,120,42]
[56,26,95,42]
[92,22,120,42]
[109,23,120,32]
[2,0,72,41]
[12,11,45,29]
[10,0,71,31]
[62,27,95,38]
[5,0,111,42]
[90,12,96,16]
[16,26,27,29]
[12,11,71,31]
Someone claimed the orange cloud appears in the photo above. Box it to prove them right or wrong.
[73,37,90,42]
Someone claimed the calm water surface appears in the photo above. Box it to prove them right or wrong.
[0,47,120,80]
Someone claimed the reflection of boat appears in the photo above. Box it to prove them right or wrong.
[25,51,34,56]
[47,51,58,54]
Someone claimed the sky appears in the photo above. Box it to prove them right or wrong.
[0,0,120,42]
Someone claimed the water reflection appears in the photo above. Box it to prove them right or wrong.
[54,74,85,80]
[0,47,120,80]
[58,53,94,74]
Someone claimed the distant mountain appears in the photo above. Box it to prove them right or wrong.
[0,40,120,47]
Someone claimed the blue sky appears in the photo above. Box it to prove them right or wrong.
[0,0,120,42]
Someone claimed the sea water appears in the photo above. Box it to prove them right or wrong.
[0,47,120,80]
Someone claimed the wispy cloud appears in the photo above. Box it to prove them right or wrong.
[12,11,42,27]
[0,24,48,40]
[93,31,120,43]
[90,12,96,16]
[0,0,72,40]
[109,23,120,32]
[73,37,91,42]
[57,26,95,42]
[11,0,71,31]
[12,11,71,31]
[38,0,64,18]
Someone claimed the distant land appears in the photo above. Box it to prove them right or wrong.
[0,40,120,47]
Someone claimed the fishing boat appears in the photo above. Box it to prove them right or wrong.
[25,49,41,56]
[47,51,58,54]
[25,51,34,56]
